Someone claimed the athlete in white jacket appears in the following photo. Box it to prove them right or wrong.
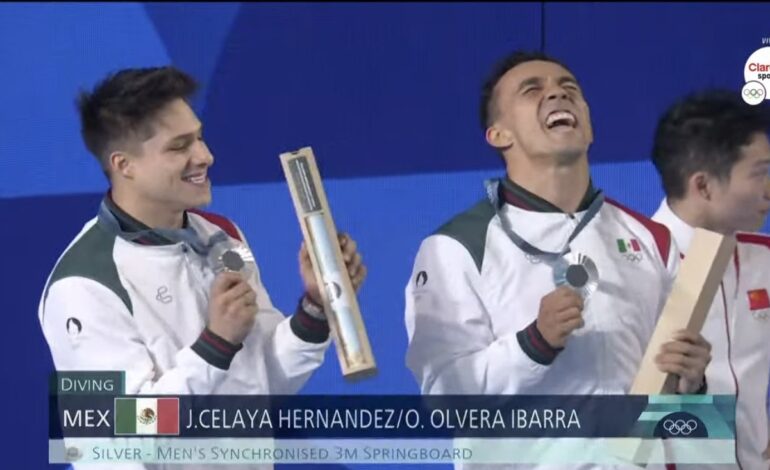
[650,90,770,470]
[39,66,367,470]
[405,51,712,470]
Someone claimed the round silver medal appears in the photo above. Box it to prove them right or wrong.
[221,250,245,272]
[216,245,255,274]
[553,252,599,300]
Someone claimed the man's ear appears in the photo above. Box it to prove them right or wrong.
[688,171,714,201]
[109,150,134,179]
[485,124,514,150]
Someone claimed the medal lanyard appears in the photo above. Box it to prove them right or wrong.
[96,199,229,256]
[485,179,605,263]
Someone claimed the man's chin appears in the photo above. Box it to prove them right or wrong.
[737,218,767,233]
[752,219,769,232]
[187,194,213,209]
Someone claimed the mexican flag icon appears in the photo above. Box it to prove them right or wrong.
[617,238,641,253]
[114,397,179,435]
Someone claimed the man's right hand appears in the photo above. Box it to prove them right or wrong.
[536,286,585,348]
[208,272,258,345]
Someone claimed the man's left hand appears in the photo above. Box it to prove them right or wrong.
[300,232,367,306]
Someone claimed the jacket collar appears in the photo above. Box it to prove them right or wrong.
[102,192,189,246]
[499,177,600,214]
[653,198,694,254]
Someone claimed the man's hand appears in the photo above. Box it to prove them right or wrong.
[654,329,711,394]
[207,272,258,345]
[300,232,367,305]
[536,286,585,348]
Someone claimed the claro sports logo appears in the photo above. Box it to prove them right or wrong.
[748,61,770,77]
[743,46,770,105]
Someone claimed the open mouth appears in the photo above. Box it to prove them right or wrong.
[182,173,208,185]
[545,110,577,130]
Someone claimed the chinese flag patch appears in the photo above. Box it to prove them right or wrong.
[748,289,770,310]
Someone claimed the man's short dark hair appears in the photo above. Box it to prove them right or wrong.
[77,66,198,171]
[479,50,573,131]
[652,89,770,200]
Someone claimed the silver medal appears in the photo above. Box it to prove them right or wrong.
[553,252,599,300]
[212,244,255,276]
[221,249,245,272]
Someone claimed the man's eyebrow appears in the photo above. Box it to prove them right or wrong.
[518,77,542,91]
[165,126,202,146]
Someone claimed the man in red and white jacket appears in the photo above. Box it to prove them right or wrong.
[39,66,367,470]
[651,89,770,470]
[405,50,712,470]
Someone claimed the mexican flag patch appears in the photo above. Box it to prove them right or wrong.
[617,238,641,253]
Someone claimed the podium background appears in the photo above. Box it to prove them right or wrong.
[1,3,768,468]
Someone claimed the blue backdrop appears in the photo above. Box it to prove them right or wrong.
[1,3,768,469]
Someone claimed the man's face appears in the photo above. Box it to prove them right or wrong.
[707,132,770,233]
[489,60,593,164]
[123,98,214,212]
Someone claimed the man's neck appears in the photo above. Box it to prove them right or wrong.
[668,198,732,235]
[505,157,590,214]
[110,187,185,230]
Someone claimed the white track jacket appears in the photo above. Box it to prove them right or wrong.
[654,199,770,470]
[405,179,680,470]
[39,197,331,470]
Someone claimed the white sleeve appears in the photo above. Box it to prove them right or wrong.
[236,225,330,394]
[405,235,550,395]
[41,277,227,395]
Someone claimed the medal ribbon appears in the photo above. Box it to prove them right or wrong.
[484,178,604,263]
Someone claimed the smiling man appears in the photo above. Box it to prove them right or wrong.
[404,51,711,469]
[39,66,366,469]
[651,89,770,470]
